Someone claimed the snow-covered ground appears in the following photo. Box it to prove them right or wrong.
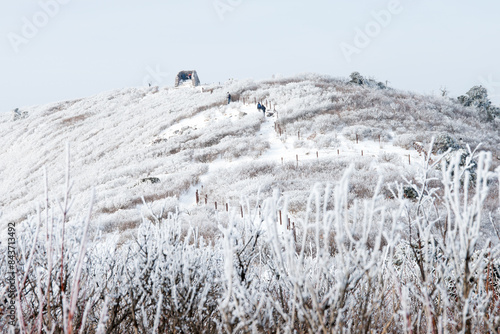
[0,75,498,237]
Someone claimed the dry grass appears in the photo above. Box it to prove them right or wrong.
[60,113,90,126]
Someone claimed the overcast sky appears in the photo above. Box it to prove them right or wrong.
[1,0,499,112]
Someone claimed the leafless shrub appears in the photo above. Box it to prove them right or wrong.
[378,152,400,164]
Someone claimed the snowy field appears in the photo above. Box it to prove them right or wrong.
[1,74,499,332]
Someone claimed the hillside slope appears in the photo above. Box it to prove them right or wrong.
[2,74,500,333]
[1,74,499,237]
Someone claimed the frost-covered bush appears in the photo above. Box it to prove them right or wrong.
[393,132,427,150]
[349,71,365,85]
[403,185,418,199]
[349,71,387,89]
[378,151,400,164]
[292,139,307,149]
[341,124,386,142]
[11,108,28,121]
[433,132,460,154]
[222,136,270,160]
[458,85,500,121]
[313,132,339,148]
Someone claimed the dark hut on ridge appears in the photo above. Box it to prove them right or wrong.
[175,70,200,87]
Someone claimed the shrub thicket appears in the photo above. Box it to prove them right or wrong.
[1,150,499,333]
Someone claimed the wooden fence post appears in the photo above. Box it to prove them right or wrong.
[195,190,199,205]
[215,202,217,210]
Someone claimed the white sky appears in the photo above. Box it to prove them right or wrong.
[1,0,499,112]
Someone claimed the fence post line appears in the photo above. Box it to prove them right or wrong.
[241,206,243,218]
[195,190,199,205]
[279,210,282,225]
[215,201,217,210]
[226,203,228,212]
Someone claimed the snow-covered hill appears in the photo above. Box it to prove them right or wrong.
[2,74,500,333]
[1,74,499,237]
